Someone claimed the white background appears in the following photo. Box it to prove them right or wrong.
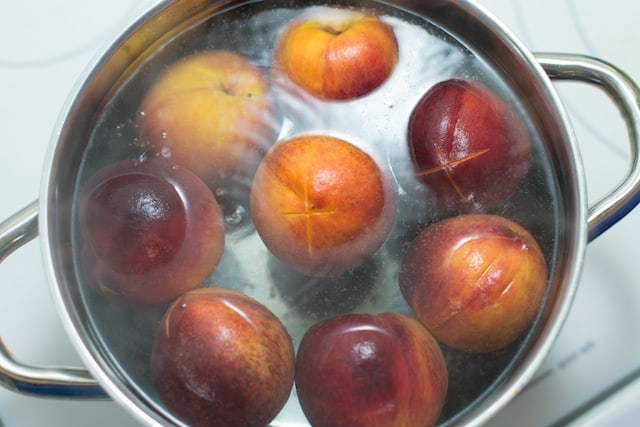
[1,0,640,426]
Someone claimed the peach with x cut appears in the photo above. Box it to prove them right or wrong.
[250,134,397,277]
[408,79,531,213]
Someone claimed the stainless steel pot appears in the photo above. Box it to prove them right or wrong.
[2,0,640,426]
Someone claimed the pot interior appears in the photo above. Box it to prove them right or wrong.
[45,0,583,425]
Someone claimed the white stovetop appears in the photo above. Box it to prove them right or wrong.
[1,1,640,426]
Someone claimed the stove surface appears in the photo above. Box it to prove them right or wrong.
[1,1,639,426]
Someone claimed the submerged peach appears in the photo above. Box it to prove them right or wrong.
[408,79,531,213]
[151,288,295,427]
[78,159,224,305]
[399,214,548,352]
[250,134,397,276]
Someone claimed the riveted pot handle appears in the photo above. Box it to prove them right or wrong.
[536,53,640,241]
[0,201,106,398]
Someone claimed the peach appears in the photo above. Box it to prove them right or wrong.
[250,134,397,276]
[399,214,548,353]
[295,312,448,427]
[272,8,398,100]
[408,79,531,213]
[78,158,224,305]
[150,288,295,427]
[137,50,279,184]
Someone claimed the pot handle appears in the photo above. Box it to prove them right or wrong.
[536,53,640,241]
[0,201,106,398]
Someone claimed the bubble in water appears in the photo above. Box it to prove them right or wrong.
[225,205,246,225]
[134,151,148,166]
[160,146,172,159]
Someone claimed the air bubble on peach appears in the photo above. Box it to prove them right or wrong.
[134,151,148,166]
[160,146,172,159]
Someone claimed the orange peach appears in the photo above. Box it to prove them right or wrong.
[137,50,279,184]
[399,214,548,353]
[151,288,295,427]
[272,8,398,100]
[295,312,448,427]
[250,134,397,276]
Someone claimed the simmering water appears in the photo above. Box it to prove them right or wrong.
[72,0,561,424]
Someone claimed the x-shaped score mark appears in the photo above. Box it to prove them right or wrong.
[416,144,491,201]
[280,179,336,256]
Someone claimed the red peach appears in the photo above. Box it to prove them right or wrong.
[295,312,448,427]
[408,79,531,213]
[78,159,224,305]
